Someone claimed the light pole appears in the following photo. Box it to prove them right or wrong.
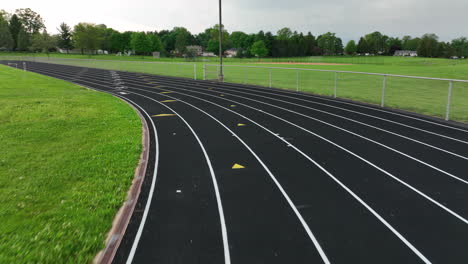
[218,0,224,82]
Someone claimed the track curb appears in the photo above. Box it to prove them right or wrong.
[93,96,151,264]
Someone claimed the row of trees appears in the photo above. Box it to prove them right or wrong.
[1,8,468,58]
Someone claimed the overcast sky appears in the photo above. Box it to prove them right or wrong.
[3,0,468,42]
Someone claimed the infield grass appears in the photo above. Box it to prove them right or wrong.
[0,65,142,263]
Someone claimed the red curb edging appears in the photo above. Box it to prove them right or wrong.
[93,99,151,264]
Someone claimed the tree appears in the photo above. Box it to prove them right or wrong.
[402,36,420,51]
[148,33,163,52]
[16,27,30,51]
[277,27,292,40]
[15,8,45,34]
[130,32,151,56]
[417,33,439,57]
[357,37,369,54]
[57,22,73,53]
[317,32,343,55]
[386,37,402,55]
[345,40,357,55]
[30,30,55,56]
[9,14,22,50]
[0,19,13,50]
[451,37,468,58]
[250,40,268,59]
[73,23,102,54]
[364,31,388,54]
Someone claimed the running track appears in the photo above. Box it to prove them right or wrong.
[4,61,468,264]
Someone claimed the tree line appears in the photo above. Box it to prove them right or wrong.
[1,8,467,59]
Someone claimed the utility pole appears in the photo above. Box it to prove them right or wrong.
[218,0,224,81]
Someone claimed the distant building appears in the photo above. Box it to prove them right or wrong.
[224,48,238,58]
[394,50,418,57]
[201,52,217,57]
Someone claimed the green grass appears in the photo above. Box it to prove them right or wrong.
[2,53,467,122]
[0,65,142,263]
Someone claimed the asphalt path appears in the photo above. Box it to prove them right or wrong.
[5,61,468,264]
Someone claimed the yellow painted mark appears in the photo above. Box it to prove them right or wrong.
[160,91,173,94]
[208,88,214,90]
[220,94,225,96]
[230,105,236,107]
[237,123,246,127]
[152,114,176,117]
[161,100,177,103]
[232,163,245,169]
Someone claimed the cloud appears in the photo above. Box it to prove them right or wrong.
[2,0,468,41]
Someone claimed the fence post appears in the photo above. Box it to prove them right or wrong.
[445,80,453,121]
[381,75,387,107]
[23,62,26,71]
[203,64,206,80]
[296,71,299,92]
[194,64,197,80]
[334,72,338,98]
[269,69,272,88]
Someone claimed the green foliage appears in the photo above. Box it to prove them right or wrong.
[0,19,13,50]
[402,36,420,51]
[30,30,55,54]
[250,40,268,58]
[277,27,292,40]
[417,33,439,58]
[8,14,22,50]
[16,27,30,51]
[317,32,343,55]
[57,22,73,52]
[130,32,151,55]
[147,33,163,52]
[345,40,357,55]
[73,23,102,54]
[15,8,44,34]
[451,37,468,58]
[364,31,388,54]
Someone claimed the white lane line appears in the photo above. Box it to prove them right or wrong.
[100,75,468,186]
[206,79,468,134]
[125,90,331,264]
[134,95,232,264]
[109,73,468,159]
[130,85,468,225]
[32,67,468,186]
[136,88,431,264]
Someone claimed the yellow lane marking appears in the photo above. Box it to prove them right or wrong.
[237,123,246,127]
[220,94,225,96]
[230,105,236,107]
[161,100,177,103]
[232,163,245,169]
[160,91,173,94]
[152,114,176,117]
[208,88,214,90]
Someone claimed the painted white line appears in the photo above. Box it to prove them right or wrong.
[125,93,232,264]
[130,85,468,226]
[137,88,430,264]
[125,91,330,264]
[212,79,468,134]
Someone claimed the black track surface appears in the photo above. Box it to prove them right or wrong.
[5,61,468,264]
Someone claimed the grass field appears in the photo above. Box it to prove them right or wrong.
[0,65,142,263]
[2,53,467,122]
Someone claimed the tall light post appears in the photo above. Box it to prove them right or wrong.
[218,0,224,82]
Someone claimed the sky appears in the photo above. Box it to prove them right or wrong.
[3,0,468,42]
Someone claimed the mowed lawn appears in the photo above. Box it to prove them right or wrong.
[0,65,142,263]
[3,54,468,122]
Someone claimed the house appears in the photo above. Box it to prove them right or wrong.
[394,50,418,57]
[224,48,238,58]
[201,52,217,57]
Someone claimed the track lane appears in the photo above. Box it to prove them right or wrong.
[13,61,468,262]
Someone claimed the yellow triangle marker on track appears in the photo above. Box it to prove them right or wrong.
[230,105,236,107]
[161,100,177,103]
[220,94,225,96]
[232,163,245,169]
[160,91,173,94]
[152,114,176,117]
[237,123,246,127]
